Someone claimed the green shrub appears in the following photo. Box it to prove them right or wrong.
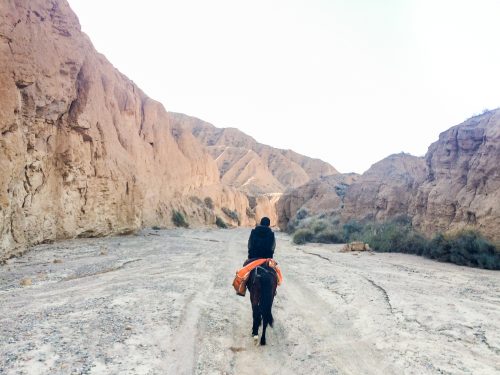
[391,214,412,226]
[172,210,189,228]
[286,220,297,234]
[315,229,344,244]
[342,220,363,242]
[426,230,500,269]
[215,216,228,228]
[204,197,214,210]
[293,228,314,245]
[296,209,308,220]
[335,183,348,198]
[310,219,328,234]
[364,222,428,255]
[289,213,500,270]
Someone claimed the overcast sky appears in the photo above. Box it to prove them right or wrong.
[67,0,500,174]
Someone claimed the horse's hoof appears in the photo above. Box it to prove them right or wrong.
[253,335,259,345]
[260,339,266,346]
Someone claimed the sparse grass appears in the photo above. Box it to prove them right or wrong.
[172,210,189,228]
[289,215,500,270]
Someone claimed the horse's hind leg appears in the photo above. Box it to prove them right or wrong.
[260,321,267,346]
[251,303,261,338]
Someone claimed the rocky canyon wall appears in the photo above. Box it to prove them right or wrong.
[0,0,265,259]
[411,110,500,239]
[278,111,500,241]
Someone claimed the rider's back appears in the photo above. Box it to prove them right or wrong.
[248,224,275,259]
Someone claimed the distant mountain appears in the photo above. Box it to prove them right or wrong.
[169,113,339,195]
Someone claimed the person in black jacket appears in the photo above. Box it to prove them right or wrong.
[247,217,276,260]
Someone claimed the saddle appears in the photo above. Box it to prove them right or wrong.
[232,258,283,297]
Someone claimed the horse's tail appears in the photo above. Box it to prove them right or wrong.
[259,273,274,328]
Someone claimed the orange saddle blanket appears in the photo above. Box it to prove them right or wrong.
[232,258,283,297]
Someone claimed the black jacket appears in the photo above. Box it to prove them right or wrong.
[247,225,276,259]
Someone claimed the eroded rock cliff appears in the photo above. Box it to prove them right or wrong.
[276,174,359,230]
[277,111,500,241]
[411,110,500,239]
[340,153,427,222]
[0,0,268,259]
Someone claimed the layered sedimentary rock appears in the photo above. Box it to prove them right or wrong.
[276,174,359,230]
[0,0,266,259]
[278,111,500,241]
[169,113,339,195]
[411,110,500,239]
[340,153,427,222]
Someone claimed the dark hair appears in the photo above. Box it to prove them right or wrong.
[260,217,271,227]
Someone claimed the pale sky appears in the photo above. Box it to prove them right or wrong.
[67,0,500,174]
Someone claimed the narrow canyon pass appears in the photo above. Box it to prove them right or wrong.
[1,1,499,375]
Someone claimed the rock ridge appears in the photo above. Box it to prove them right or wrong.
[169,112,339,195]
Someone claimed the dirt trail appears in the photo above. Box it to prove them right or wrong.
[1,228,499,374]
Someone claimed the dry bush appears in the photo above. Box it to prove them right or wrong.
[172,210,189,228]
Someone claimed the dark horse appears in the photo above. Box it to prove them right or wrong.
[248,263,278,346]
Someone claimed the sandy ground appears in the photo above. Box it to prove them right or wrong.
[0,228,499,375]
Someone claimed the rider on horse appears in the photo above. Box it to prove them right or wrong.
[231,217,283,345]
[244,217,280,345]
[233,217,282,297]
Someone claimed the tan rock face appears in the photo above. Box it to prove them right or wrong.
[341,153,427,223]
[0,0,272,259]
[411,110,500,240]
[277,111,500,242]
[276,174,358,230]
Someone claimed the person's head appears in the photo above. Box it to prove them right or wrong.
[260,217,271,227]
